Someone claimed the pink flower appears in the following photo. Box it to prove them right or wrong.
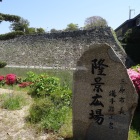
[0,75,5,81]
[127,68,140,93]
[18,82,32,88]
[137,68,140,73]
[5,74,17,85]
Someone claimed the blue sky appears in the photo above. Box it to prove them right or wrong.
[0,0,140,34]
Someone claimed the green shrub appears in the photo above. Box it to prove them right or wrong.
[58,109,72,138]
[0,79,5,87]
[0,31,25,40]
[27,72,72,132]
[124,27,140,43]
[27,72,72,105]
[28,96,72,132]
[0,61,7,68]
[24,71,38,83]
[41,106,70,131]
[0,93,27,110]
[50,86,72,107]
[28,98,53,123]
[28,73,60,98]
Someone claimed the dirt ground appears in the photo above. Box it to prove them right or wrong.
[0,88,62,140]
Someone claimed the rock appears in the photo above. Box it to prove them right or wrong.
[72,43,138,140]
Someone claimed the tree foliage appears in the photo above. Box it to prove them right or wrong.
[84,16,108,29]
[0,31,25,40]
[64,23,79,31]
[36,28,45,33]
[0,12,45,38]
[0,61,7,68]
[26,27,45,34]
[9,18,29,32]
[124,27,140,43]
[0,13,20,23]
[50,28,59,33]
[26,27,36,34]
[9,17,45,34]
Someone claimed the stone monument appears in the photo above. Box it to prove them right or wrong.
[72,43,138,140]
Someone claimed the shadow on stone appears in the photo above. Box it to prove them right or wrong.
[64,138,74,140]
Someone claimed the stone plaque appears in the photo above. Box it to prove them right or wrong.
[72,44,138,140]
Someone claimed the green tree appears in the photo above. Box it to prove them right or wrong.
[26,27,36,34]
[0,15,3,23]
[65,23,79,31]
[36,28,45,33]
[124,27,140,43]
[50,28,59,33]
[0,13,20,23]
[26,27,45,34]
[9,18,29,32]
[84,16,108,29]
[50,28,62,33]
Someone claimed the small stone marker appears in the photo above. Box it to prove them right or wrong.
[72,44,138,140]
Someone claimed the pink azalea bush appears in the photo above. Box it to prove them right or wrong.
[128,66,140,111]
[5,74,17,85]
[0,75,5,81]
[0,73,32,88]
[127,67,140,93]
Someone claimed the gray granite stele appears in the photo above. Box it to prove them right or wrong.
[72,43,138,140]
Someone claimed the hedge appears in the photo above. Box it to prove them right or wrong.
[0,31,25,40]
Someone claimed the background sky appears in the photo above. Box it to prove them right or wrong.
[0,0,140,34]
